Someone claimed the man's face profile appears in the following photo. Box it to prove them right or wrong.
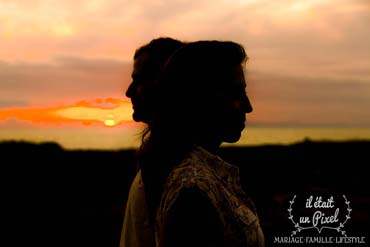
[126,53,155,123]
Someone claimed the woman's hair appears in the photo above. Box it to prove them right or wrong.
[138,40,248,223]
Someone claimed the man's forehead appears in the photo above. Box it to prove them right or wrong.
[134,53,150,67]
[133,54,151,75]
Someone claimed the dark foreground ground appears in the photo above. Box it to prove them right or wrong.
[2,140,369,246]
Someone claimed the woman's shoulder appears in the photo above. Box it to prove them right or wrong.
[165,149,219,191]
[159,148,221,219]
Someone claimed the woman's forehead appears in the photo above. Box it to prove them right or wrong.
[231,65,247,87]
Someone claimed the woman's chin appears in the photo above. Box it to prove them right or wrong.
[223,132,242,143]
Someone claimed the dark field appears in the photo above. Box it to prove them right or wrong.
[2,140,369,246]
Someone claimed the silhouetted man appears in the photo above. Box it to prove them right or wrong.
[120,37,184,247]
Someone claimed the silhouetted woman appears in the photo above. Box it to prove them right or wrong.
[139,41,264,247]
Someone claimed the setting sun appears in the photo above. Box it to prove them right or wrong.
[104,114,117,127]
[0,98,133,127]
[104,119,116,127]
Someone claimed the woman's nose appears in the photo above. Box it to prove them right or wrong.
[243,95,253,113]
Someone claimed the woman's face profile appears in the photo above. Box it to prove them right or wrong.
[214,65,253,143]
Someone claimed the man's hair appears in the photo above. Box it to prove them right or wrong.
[134,37,184,72]
[129,37,184,123]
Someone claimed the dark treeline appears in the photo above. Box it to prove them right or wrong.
[2,140,369,246]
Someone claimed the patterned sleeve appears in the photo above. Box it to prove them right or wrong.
[159,186,224,247]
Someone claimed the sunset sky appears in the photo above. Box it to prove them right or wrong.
[1,0,370,132]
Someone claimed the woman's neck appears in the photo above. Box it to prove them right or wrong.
[197,140,222,154]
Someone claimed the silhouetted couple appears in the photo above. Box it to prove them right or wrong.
[121,38,264,247]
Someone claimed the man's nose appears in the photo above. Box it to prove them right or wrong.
[125,82,135,98]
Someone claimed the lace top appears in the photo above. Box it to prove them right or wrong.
[156,145,264,247]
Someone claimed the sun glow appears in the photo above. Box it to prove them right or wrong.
[104,119,116,127]
[0,98,134,127]
[104,114,118,127]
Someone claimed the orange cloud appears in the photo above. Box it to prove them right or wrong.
[0,98,136,127]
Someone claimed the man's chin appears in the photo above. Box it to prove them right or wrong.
[132,112,149,123]
[132,112,142,122]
